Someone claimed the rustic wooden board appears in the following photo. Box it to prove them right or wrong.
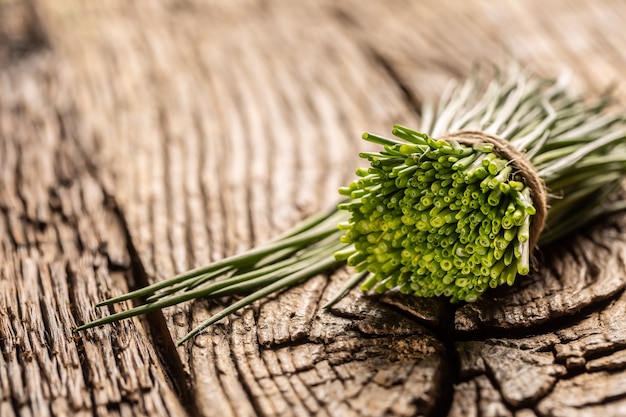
[2,0,626,416]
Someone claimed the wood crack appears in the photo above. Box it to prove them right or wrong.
[81,182,202,417]
[122,212,198,411]
[365,46,423,119]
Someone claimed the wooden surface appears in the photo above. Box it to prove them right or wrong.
[2,1,626,416]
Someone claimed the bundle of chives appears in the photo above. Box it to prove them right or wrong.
[335,128,543,303]
[77,68,626,344]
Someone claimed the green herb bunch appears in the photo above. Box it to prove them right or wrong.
[77,68,626,344]
[336,128,539,303]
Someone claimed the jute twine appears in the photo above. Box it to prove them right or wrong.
[442,130,547,250]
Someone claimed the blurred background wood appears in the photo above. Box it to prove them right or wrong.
[2,1,626,416]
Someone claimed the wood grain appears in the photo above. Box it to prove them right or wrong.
[0,54,185,416]
[3,0,626,416]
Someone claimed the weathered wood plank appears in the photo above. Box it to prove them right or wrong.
[3,0,626,416]
[0,50,186,416]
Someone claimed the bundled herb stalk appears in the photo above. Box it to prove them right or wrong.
[337,128,547,303]
[77,68,626,344]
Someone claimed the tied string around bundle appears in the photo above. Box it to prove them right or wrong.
[442,130,548,251]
